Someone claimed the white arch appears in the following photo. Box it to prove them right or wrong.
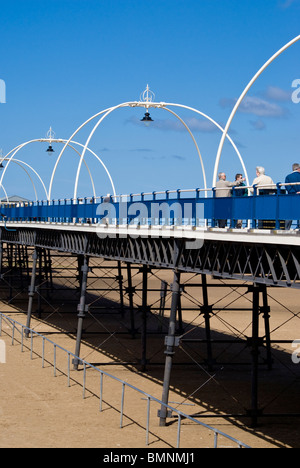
[48,105,124,200]
[165,103,250,187]
[161,107,207,193]
[2,158,48,200]
[213,35,300,186]
[52,100,247,201]
[0,184,9,203]
[73,104,210,200]
[1,138,116,201]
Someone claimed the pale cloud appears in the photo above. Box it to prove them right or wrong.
[264,85,291,102]
[278,0,299,8]
[250,119,266,131]
[219,95,288,117]
[126,115,219,133]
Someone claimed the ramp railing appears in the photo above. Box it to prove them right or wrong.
[0,312,250,448]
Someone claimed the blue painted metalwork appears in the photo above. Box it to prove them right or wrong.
[0,184,299,229]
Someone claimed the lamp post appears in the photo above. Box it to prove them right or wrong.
[140,84,154,125]
[46,127,55,153]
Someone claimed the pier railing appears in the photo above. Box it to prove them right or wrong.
[0,312,250,448]
[0,183,299,230]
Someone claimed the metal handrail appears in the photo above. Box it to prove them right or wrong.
[0,313,250,448]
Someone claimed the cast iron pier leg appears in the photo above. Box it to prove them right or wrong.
[261,284,272,370]
[126,263,136,338]
[117,261,124,317]
[159,268,181,426]
[141,264,149,371]
[74,255,89,370]
[25,248,38,337]
[0,241,3,280]
[250,284,260,427]
[201,274,214,371]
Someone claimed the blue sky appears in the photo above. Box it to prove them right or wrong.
[0,0,300,200]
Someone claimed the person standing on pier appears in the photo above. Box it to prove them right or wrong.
[215,172,245,228]
[285,163,300,229]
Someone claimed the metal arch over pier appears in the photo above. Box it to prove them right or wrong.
[0,131,117,201]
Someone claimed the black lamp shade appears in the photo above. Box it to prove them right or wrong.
[141,112,153,123]
[46,145,54,153]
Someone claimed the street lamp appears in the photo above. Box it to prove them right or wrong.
[140,84,154,126]
[46,126,55,154]
[140,111,153,125]
[46,145,54,153]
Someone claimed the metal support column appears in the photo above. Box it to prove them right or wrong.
[159,268,181,426]
[158,280,168,331]
[25,248,39,337]
[249,284,261,427]
[0,241,3,280]
[37,248,44,317]
[141,264,149,371]
[117,261,124,317]
[8,244,13,300]
[126,263,136,338]
[200,274,214,371]
[261,284,272,370]
[176,289,184,335]
[74,255,89,370]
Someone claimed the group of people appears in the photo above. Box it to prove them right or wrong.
[215,164,300,229]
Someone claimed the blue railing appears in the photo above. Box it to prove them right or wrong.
[0,184,299,230]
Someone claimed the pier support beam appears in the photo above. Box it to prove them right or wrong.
[261,284,272,370]
[248,284,262,427]
[117,261,124,317]
[74,255,89,370]
[140,264,149,371]
[25,248,39,337]
[126,263,136,338]
[159,268,181,426]
[200,274,214,371]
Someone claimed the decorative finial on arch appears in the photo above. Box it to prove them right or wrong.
[46,127,55,154]
[140,84,155,104]
[46,126,56,143]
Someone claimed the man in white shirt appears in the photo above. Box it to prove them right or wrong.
[215,172,244,227]
[251,167,275,194]
[251,166,275,228]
